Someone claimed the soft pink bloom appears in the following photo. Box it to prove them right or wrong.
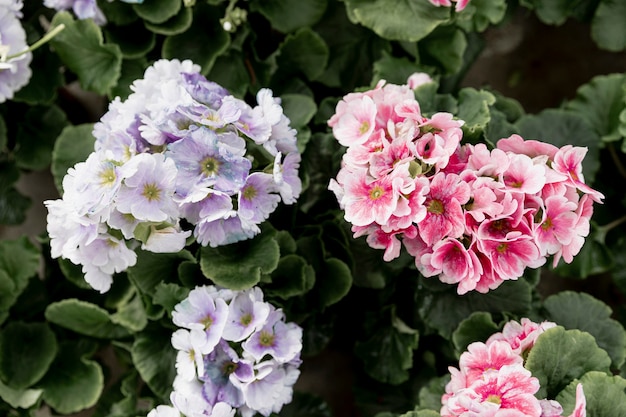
[418,172,470,246]
[568,383,586,417]
[552,145,604,203]
[420,237,483,294]
[534,191,578,257]
[415,113,464,169]
[486,318,557,355]
[459,341,523,386]
[467,144,510,178]
[552,194,592,267]
[407,72,434,89]
[369,133,417,178]
[329,95,377,147]
[354,223,418,262]
[496,134,559,160]
[479,237,544,281]
[500,154,546,195]
[429,0,470,11]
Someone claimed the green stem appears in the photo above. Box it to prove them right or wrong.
[5,24,65,61]
[608,142,626,180]
[595,214,626,243]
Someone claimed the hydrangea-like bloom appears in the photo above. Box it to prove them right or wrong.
[328,75,604,295]
[45,59,301,292]
[147,285,302,417]
[0,0,32,102]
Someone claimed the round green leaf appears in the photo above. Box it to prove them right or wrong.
[456,0,507,32]
[0,322,58,390]
[0,380,42,409]
[105,22,156,59]
[276,28,329,81]
[267,254,315,299]
[543,291,626,369]
[0,188,30,226]
[525,326,611,398]
[451,311,499,354]
[420,26,467,75]
[50,123,96,195]
[144,6,193,35]
[315,258,352,308]
[44,299,131,339]
[456,87,496,141]
[281,94,318,128]
[39,342,104,414]
[152,282,190,315]
[132,0,181,24]
[251,0,328,33]
[131,329,177,399]
[0,236,40,305]
[344,0,450,42]
[556,371,626,417]
[591,0,626,52]
[200,232,280,290]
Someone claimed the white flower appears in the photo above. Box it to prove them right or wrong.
[0,0,31,102]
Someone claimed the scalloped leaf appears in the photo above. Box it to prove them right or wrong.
[556,371,626,416]
[206,50,249,98]
[543,291,626,369]
[0,322,58,390]
[105,21,156,59]
[565,73,626,142]
[144,6,193,35]
[267,254,315,299]
[451,311,499,354]
[419,25,467,75]
[276,28,329,81]
[39,341,104,414]
[132,0,181,24]
[0,380,42,409]
[250,0,328,33]
[110,293,148,333]
[131,328,177,400]
[315,258,352,308]
[127,249,195,296]
[343,0,450,42]
[0,187,31,226]
[45,299,131,339]
[200,232,280,290]
[372,51,425,86]
[591,0,626,52]
[456,87,496,141]
[50,12,122,95]
[152,282,190,315]
[51,123,96,194]
[455,0,507,32]
[525,326,611,398]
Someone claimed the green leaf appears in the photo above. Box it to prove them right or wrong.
[267,254,315,299]
[355,313,419,385]
[543,291,626,369]
[131,328,177,400]
[162,4,229,75]
[525,326,611,398]
[372,51,425,86]
[276,28,329,81]
[144,5,193,35]
[50,123,96,194]
[456,0,507,32]
[109,58,148,100]
[418,375,449,411]
[127,249,195,296]
[556,371,626,416]
[279,391,332,417]
[315,258,352,308]
[0,188,31,226]
[419,25,467,75]
[105,22,156,59]
[0,380,42,409]
[344,0,451,42]
[50,12,122,95]
[45,299,131,339]
[0,236,40,312]
[552,232,614,279]
[281,94,318,128]
[0,322,58,390]
[451,312,499,354]
[525,0,570,25]
[565,73,626,142]
[515,109,601,182]
[39,341,104,414]
[200,232,280,290]
[152,282,190,314]
[14,105,68,171]
[591,0,626,52]
[419,278,532,339]
[13,47,64,105]
[250,0,328,33]
[97,0,139,25]
[456,87,496,141]
[110,294,148,333]
[207,50,249,98]
[132,0,181,24]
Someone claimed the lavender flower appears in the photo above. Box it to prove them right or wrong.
[0,0,32,102]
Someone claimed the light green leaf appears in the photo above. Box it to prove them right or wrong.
[250,0,328,33]
[45,299,131,339]
[281,94,318,128]
[456,87,496,141]
[456,0,507,32]
[200,231,280,290]
[543,291,626,369]
[525,327,611,398]
[591,0,626,52]
[50,123,96,194]
[110,294,148,333]
[131,329,177,400]
[276,28,329,81]
[451,312,499,354]
[0,322,58,390]
[133,0,181,24]
[0,380,42,409]
[565,73,626,142]
[39,342,104,414]
[556,371,626,416]
[14,105,68,171]
[50,12,122,95]
[152,282,190,315]
[344,0,450,42]
[419,25,467,75]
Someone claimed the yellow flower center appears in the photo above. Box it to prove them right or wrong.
[369,186,385,200]
[142,183,161,201]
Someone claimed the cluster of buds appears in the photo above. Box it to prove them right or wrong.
[45,59,301,292]
[441,318,586,416]
[147,285,303,417]
[328,75,603,294]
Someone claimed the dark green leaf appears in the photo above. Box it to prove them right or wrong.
[0,187,31,226]
[13,48,63,105]
[131,329,176,400]
[591,0,626,52]
[372,51,426,86]
[152,282,190,315]
[109,58,148,100]
[0,236,39,312]
[207,50,250,98]
[50,12,123,95]
[132,0,181,24]
[0,116,6,150]
[279,391,332,417]
[451,311,499,354]
[276,28,329,81]
[543,291,626,369]
[14,105,68,171]
[281,94,317,128]
[343,0,451,42]
[144,6,193,35]
[105,22,156,59]
[267,254,315,299]
[315,258,352,308]
[456,87,496,141]
[50,123,95,194]
[250,0,328,33]
[45,299,131,339]
[525,326,611,398]
[552,232,614,279]
[455,0,507,32]
[0,322,58,389]
[419,25,467,75]
[110,294,148,333]
[556,371,626,417]
[200,232,280,290]
[97,0,139,25]
[127,249,195,296]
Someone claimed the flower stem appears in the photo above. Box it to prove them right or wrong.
[608,143,626,180]
[6,24,65,60]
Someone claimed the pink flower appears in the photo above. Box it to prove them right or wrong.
[496,134,559,160]
[418,172,470,246]
[552,194,593,267]
[406,72,434,89]
[486,318,556,355]
[429,0,470,11]
[568,383,586,417]
[329,95,377,147]
[479,237,544,281]
[420,237,483,294]
[500,154,546,195]
[534,191,578,257]
[458,341,523,386]
[552,145,604,203]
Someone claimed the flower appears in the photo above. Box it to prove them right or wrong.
[0,0,32,102]
[44,0,107,25]
[429,0,470,11]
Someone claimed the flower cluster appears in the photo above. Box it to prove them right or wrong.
[0,0,31,103]
[147,285,303,417]
[441,318,586,416]
[328,75,603,294]
[43,0,144,25]
[45,59,301,293]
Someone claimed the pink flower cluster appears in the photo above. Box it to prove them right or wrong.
[328,75,604,294]
[441,318,586,417]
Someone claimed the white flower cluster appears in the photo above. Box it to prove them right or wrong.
[45,59,301,293]
[0,0,32,102]
[148,285,303,417]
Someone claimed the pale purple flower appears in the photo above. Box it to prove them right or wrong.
[179,190,234,222]
[44,0,106,24]
[141,224,191,253]
[182,72,229,109]
[201,340,254,407]
[242,308,302,364]
[172,286,230,353]
[116,153,179,222]
[225,96,272,144]
[45,198,99,261]
[0,0,32,103]
[238,173,281,229]
[194,213,257,248]
[272,152,302,204]
[222,288,271,342]
[271,115,299,155]
[106,209,141,240]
